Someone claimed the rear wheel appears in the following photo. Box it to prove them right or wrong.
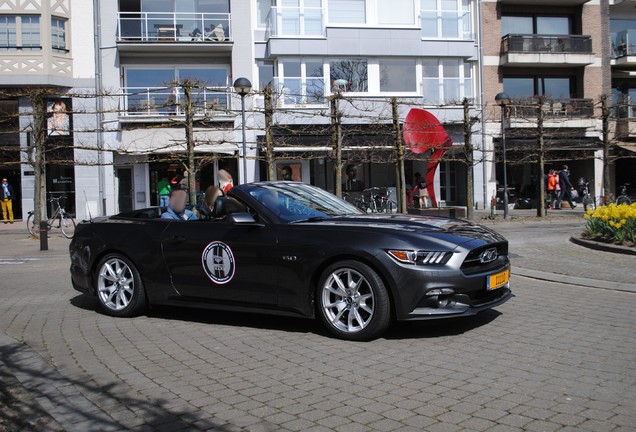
[616,196,632,205]
[96,254,146,317]
[26,213,51,237]
[317,260,391,341]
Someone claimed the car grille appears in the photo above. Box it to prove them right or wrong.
[461,242,508,275]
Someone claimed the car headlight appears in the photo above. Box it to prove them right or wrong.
[387,250,453,266]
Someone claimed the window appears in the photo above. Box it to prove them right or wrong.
[330,59,367,92]
[21,15,40,49]
[257,0,271,28]
[502,14,571,37]
[51,17,66,52]
[380,59,416,92]
[328,0,365,24]
[422,59,472,104]
[378,0,415,25]
[421,0,472,39]
[123,67,230,115]
[258,62,275,89]
[277,58,325,105]
[0,16,16,49]
[503,76,573,99]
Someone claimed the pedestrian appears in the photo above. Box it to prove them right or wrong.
[156,177,171,207]
[412,174,430,208]
[218,169,233,194]
[547,169,557,209]
[555,165,577,209]
[1,178,15,224]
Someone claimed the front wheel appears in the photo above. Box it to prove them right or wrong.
[59,215,76,238]
[96,254,146,317]
[616,196,632,205]
[317,260,391,341]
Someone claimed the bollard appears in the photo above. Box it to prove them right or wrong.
[39,221,48,251]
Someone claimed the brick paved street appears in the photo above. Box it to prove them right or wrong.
[1,218,635,431]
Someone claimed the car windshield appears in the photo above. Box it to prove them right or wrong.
[247,182,363,222]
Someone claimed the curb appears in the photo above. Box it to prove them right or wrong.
[513,267,636,294]
[570,234,636,256]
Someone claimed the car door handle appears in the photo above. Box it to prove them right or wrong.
[164,235,186,244]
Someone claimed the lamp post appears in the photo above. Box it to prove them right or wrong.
[495,92,510,219]
[233,77,252,184]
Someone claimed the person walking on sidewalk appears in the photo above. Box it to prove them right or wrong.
[1,178,15,223]
[547,169,557,209]
[555,165,577,209]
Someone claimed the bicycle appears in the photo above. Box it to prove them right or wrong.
[361,187,394,213]
[579,180,595,212]
[615,183,632,205]
[27,196,76,239]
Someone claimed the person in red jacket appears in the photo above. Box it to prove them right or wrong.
[547,169,557,209]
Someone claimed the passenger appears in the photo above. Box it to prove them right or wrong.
[218,169,233,194]
[198,185,224,219]
[161,189,197,221]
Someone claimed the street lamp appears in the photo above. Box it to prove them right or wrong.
[495,92,510,219]
[233,77,252,184]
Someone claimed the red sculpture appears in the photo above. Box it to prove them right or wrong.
[402,108,453,207]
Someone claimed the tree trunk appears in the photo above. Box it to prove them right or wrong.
[331,95,343,197]
[536,96,546,217]
[392,98,407,213]
[600,94,612,203]
[29,90,48,238]
[264,85,275,181]
[463,98,474,220]
[183,84,197,205]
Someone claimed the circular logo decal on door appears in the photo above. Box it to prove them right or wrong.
[202,241,236,284]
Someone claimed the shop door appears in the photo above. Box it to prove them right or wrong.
[116,167,134,213]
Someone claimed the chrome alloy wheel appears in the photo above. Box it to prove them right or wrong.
[321,268,375,333]
[98,258,135,311]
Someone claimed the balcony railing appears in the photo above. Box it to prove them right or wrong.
[507,98,595,119]
[266,6,325,37]
[117,12,231,43]
[612,29,636,58]
[121,87,231,117]
[271,77,326,106]
[501,34,592,54]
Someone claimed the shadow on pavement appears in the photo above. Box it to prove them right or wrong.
[70,293,502,342]
[0,340,239,431]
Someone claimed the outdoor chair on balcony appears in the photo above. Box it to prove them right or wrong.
[534,37,552,52]
[551,101,563,116]
[204,24,226,42]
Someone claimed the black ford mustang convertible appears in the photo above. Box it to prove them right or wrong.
[70,182,512,341]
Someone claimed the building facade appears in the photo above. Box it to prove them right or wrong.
[3,0,630,220]
[482,0,609,205]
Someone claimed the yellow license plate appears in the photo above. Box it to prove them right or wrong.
[487,269,510,290]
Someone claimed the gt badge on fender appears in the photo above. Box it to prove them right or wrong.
[202,241,235,284]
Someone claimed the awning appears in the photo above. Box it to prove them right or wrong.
[616,143,636,153]
[120,143,238,155]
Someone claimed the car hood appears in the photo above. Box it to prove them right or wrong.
[298,214,505,245]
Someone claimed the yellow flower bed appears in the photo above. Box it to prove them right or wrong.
[584,203,636,246]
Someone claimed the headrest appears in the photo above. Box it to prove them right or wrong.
[212,197,246,219]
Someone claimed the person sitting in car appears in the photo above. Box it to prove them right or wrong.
[161,189,197,221]
[198,185,224,219]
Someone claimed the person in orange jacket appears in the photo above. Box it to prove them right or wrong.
[547,169,557,209]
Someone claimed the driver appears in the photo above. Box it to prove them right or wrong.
[161,189,197,221]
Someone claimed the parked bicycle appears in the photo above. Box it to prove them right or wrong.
[27,196,76,239]
[616,183,632,205]
[578,179,595,211]
[361,187,394,213]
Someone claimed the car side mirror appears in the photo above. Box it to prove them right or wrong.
[227,212,260,225]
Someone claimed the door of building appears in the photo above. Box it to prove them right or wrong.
[440,161,457,205]
[116,167,134,213]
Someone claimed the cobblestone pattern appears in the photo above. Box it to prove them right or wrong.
[0,226,635,431]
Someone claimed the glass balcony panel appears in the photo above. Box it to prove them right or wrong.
[273,78,326,105]
[121,87,230,116]
[117,12,231,42]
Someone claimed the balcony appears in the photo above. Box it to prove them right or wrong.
[120,87,232,120]
[266,6,325,38]
[507,98,595,120]
[117,12,232,52]
[271,77,326,107]
[501,34,594,67]
[612,29,636,65]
